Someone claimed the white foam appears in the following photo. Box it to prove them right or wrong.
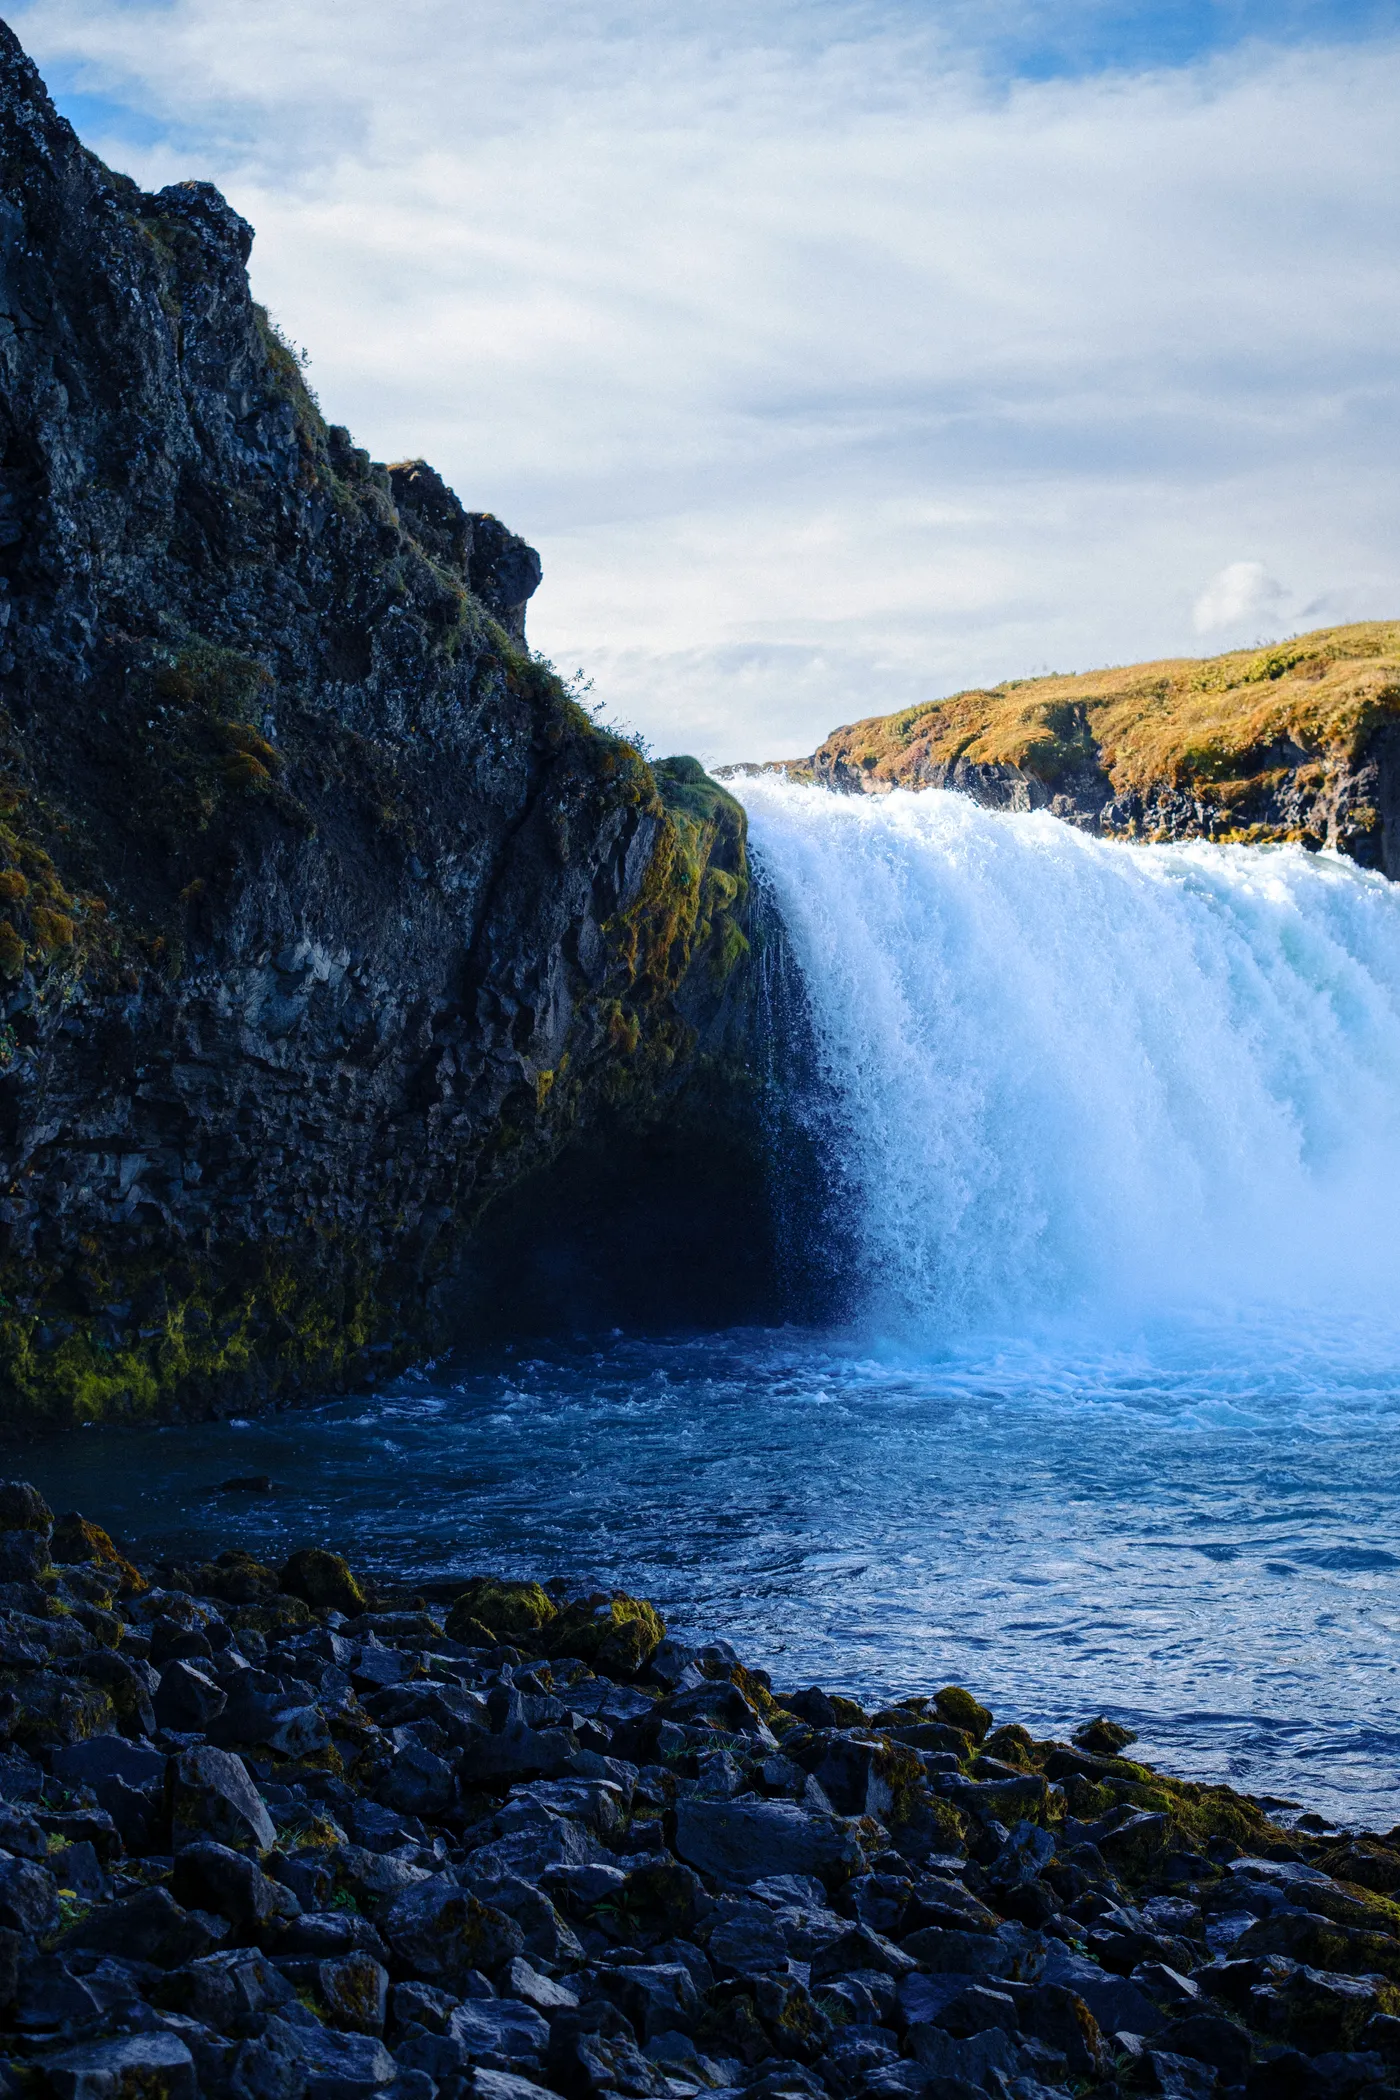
[739,779,1400,1353]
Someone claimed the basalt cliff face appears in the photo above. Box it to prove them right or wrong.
[771,624,1400,874]
[0,27,778,1431]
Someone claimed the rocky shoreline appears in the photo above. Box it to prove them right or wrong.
[1,1486,1398,2099]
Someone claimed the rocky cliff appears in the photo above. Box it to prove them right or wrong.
[770,624,1400,873]
[0,26,776,1432]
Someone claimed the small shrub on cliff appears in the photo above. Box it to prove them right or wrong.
[0,869,28,902]
[31,906,74,951]
[0,919,23,978]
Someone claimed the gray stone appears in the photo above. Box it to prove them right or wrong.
[39,2032,197,2100]
[157,1947,298,2035]
[672,1798,864,1889]
[594,1961,702,2039]
[318,1952,390,2037]
[383,1876,524,1986]
[267,2016,397,2098]
[62,1884,222,1968]
[172,1839,300,1931]
[0,1848,59,1933]
[445,1996,551,2063]
[169,1744,277,1853]
[154,1659,228,1732]
[502,1955,579,2013]
[471,2072,563,2100]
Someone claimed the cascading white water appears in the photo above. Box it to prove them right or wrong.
[739,777,1400,1344]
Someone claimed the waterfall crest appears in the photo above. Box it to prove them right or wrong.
[739,778,1400,1343]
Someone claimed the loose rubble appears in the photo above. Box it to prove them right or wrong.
[2,1482,1398,2100]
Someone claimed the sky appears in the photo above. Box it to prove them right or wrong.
[9,1,1400,765]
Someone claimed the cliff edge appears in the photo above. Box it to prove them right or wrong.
[768,623,1400,871]
[0,27,769,1430]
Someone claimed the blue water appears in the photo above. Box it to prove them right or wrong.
[27,786,1400,1828]
[25,1317,1400,1827]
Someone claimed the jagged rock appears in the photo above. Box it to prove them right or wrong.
[0,25,766,1436]
[443,1995,551,2064]
[594,1960,702,2038]
[382,1877,524,1986]
[153,1947,299,2034]
[38,2032,198,2100]
[0,1849,59,1932]
[171,1838,299,1931]
[673,1797,864,1889]
[155,1659,229,1732]
[168,1744,277,1852]
[265,2016,397,2097]
[316,1951,389,2037]
[61,1883,222,1967]
[50,1513,147,1593]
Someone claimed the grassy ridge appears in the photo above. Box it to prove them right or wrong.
[785,621,1400,830]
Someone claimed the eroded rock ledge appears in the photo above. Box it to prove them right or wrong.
[765,625,1400,875]
[1,1481,1396,2100]
[0,26,778,1430]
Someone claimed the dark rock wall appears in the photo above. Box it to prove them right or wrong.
[0,27,776,1430]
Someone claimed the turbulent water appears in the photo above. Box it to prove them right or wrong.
[29,783,1400,1825]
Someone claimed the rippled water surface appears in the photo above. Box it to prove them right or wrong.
[31,788,1400,1827]
[28,1315,1400,1827]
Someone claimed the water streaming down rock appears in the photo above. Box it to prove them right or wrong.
[740,778,1400,1342]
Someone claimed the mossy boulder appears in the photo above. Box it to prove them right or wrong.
[545,1591,666,1677]
[983,1722,1037,1770]
[51,1511,147,1595]
[1073,1715,1137,1755]
[228,1595,314,1638]
[193,1551,280,1606]
[280,1548,366,1617]
[933,1685,992,1742]
[444,1578,558,1647]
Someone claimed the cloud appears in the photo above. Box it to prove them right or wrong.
[1192,561,1288,637]
[10,2,1400,761]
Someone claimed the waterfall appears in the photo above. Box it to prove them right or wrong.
[738,777,1400,1346]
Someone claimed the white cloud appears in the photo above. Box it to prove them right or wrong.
[10,2,1400,761]
[1192,561,1287,637]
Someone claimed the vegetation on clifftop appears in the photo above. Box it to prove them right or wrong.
[782,621,1400,858]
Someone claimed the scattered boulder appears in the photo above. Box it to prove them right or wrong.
[280,1547,367,1616]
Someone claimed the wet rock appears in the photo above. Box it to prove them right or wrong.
[545,1592,666,1677]
[932,1686,993,1742]
[1073,1714,1138,1755]
[445,1581,557,1647]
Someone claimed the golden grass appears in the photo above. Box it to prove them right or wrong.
[790,621,1400,803]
